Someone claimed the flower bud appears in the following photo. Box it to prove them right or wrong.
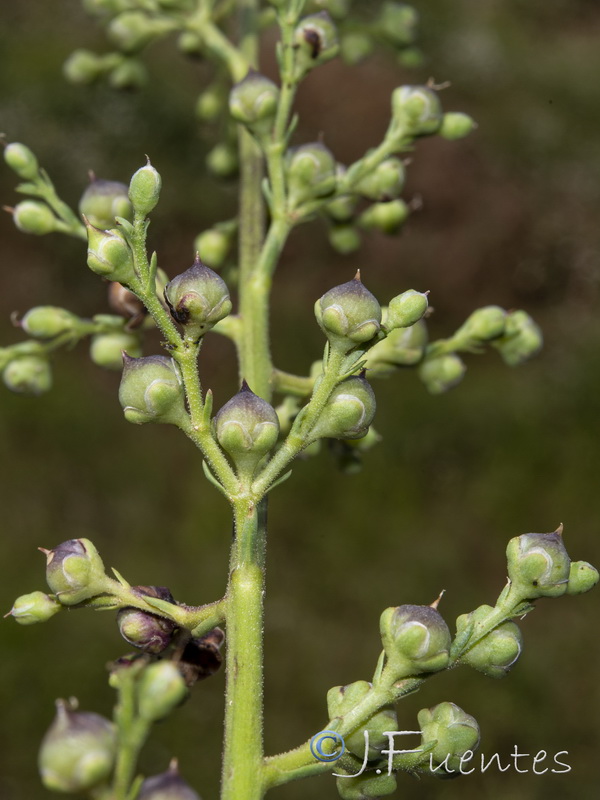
[63,49,103,85]
[12,200,57,235]
[138,761,200,800]
[3,355,52,395]
[293,12,339,78]
[206,142,239,177]
[137,661,188,721]
[391,85,443,137]
[310,375,376,441]
[287,143,337,208]
[377,3,419,47]
[313,0,349,18]
[229,71,279,134]
[336,771,396,800]
[108,11,173,52]
[108,282,147,326]
[456,605,523,678]
[119,354,188,426]
[20,306,79,339]
[194,229,231,269]
[7,591,62,625]
[492,310,543,366]
[327,680,398,760]
[4,142,39,180]
[164,258,232,339]
[117,586,176,654]
[90,331,142,370]
[358,199,410,234]
[176,629,224,686]
[86,221,136,283]
[340,32,374,65]
[129,161,161,216]
[195,85,225,122]
[356,158,406,201]
[506,529,571,599]
[455,305,506,344]
[324,192,358,223]
[380,603,451,677]
[417,702,480,773]
[440,112,477,141]
[43,538,107,605]
[386,290,428,330]
[315,273,381,345]
[39,700,117,792]
[418,354,466,394]
[79,179,133,230]
[214,382,279,475]
[567,560,599,595]
[328,224,361,255]
[365,320,427,375]
[109,58,148,90]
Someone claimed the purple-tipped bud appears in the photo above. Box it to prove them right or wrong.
[117,586,177,654]
[380,603,451,678]
[315,273,381,346]
[118,354,188,427]
[506,528,571,599]
[38,700,117,792]
[42,538,107,605]
[164,258,232,339]
[138,760,201,800]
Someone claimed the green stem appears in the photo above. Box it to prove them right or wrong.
[221,499,266,800]
[112,671,151,800]
[273,368,314,397]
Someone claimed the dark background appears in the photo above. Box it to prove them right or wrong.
[1,1,599,798]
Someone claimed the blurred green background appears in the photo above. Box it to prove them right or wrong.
[1,1,599,798]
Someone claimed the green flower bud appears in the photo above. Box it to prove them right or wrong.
[21,306,79,339]
[418,702,480,773]
[287,143,337,208]
[328,224,361,255]
[4,142,39,180]
[506,528,571,599]
[293,12,339,78]
[137,661,188,721]
[315,273,381,345]
[79,179,133,231]
[418,354,466,394]
[310,375,376,441]
[229,71,279,134]
[324,192,358,223]
[340,32,374,65]
[359,199,410,234]
[178,30,204,57]
[567,560,599,595]
[13,200,57,235]
[42,538,107,605]
[63,49,103,85]
[138,761,200,800]
[109,58,148,90]
[440,112,477,141]
[129,161,161,217]
[492,310,543,366]
[391,85,443,137]
[6,591,62,625]
[85,221,136,283]
[90,331,142,370]
[195,85,225,122]
[336,770,397,800]
[39,700,117,792]
[365,320,427,375]
[193,229,231,269]
[214,382,279,475]
[108,11,173,53]
[164,258,232,339]
[119,354,188,426]
[356,158,406,201]
[206,142,239,178]
[3,355,52,395]
[380,603,451,677]
[386,290,428,330]
[377,3,419,47]
[455,305,506,344]
[327,680,398,760]
[312,0,349,19]
[456,606,523,678]
[117,586,176,654]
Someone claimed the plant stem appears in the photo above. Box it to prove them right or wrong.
[112,671,151,800]
[221,498,266,800]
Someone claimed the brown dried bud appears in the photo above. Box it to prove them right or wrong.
[108,282,147,328]
[175,628,224,687]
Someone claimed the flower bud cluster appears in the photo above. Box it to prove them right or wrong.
[327,680,398,760]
